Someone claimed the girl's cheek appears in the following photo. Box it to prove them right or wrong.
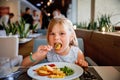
[49,40,54,46]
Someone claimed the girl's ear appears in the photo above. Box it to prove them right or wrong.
[71,34,74,40]
[69,33,74,45]
[70,33,74,42]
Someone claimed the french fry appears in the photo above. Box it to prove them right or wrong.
[34,64,66,78]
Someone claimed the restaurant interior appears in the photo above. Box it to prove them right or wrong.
[0,0,120,80]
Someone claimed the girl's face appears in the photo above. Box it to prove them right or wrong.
[48,23,72,55]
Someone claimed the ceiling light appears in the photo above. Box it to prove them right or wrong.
[47,2,51,6]
[47,13,51,16]
[36,3,41,6]
[41,1,43,4]
[49,0,52,3]
[44,5,47,8]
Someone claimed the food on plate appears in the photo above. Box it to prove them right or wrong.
[54,43,62,50]
[34,64,74,78]
[60,66,74,76]
[48,64,56,67]
[35,65,54,76]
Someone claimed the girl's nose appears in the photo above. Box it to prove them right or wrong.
[54,34,60,40]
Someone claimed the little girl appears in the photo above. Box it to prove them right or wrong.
[21,18,88,67]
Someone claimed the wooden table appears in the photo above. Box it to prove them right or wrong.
[2,66,120,80]
[93,66,120,80]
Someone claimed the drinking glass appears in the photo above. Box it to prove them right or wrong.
[0,57,12,78]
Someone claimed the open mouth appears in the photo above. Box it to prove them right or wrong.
[54,43,62,50]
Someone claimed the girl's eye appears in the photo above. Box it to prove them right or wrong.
[49,32,66,36]
[60,32,65,35]
[50,32,55,35]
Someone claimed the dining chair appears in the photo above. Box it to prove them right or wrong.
[0,36,23,67]
[36,29,47,35]
[77,38,98,66]
[33,38,97,66]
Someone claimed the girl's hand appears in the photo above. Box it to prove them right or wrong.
[36,45,53,55]
[75,59,88,68]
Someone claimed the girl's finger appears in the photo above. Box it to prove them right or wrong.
[75,60,78,64]
[46,45,53,50]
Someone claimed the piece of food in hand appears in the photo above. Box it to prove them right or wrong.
[54,43,62,50]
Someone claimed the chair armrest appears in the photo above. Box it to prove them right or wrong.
[85,57,98,66]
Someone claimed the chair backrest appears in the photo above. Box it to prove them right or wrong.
[77,38,84,53]
[0,36,18,58]
[37,29,47,35]
[33,38,84,53]
[33,38,47,52]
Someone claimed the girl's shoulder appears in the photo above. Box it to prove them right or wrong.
[70,46,83,54]
[69,46,79,54]
[71,46,79,51]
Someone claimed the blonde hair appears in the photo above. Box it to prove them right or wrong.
[47,17,78,46]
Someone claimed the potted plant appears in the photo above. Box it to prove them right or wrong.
[76,22,88,29]
[87,21,97,30]
[97,14,114,32]
[32,23,38,33]
[2,22,17,36]
[76,21,97,31]
[17,18,30,41]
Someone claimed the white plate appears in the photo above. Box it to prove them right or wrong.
[27,62,83,80]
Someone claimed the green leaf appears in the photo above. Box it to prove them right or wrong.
[32,24,38,31]
[17,18,30,38]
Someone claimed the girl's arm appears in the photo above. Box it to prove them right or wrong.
[75,50,88,67]
[21,45,52,67]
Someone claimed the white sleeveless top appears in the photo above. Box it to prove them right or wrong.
[47,46,82,63]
